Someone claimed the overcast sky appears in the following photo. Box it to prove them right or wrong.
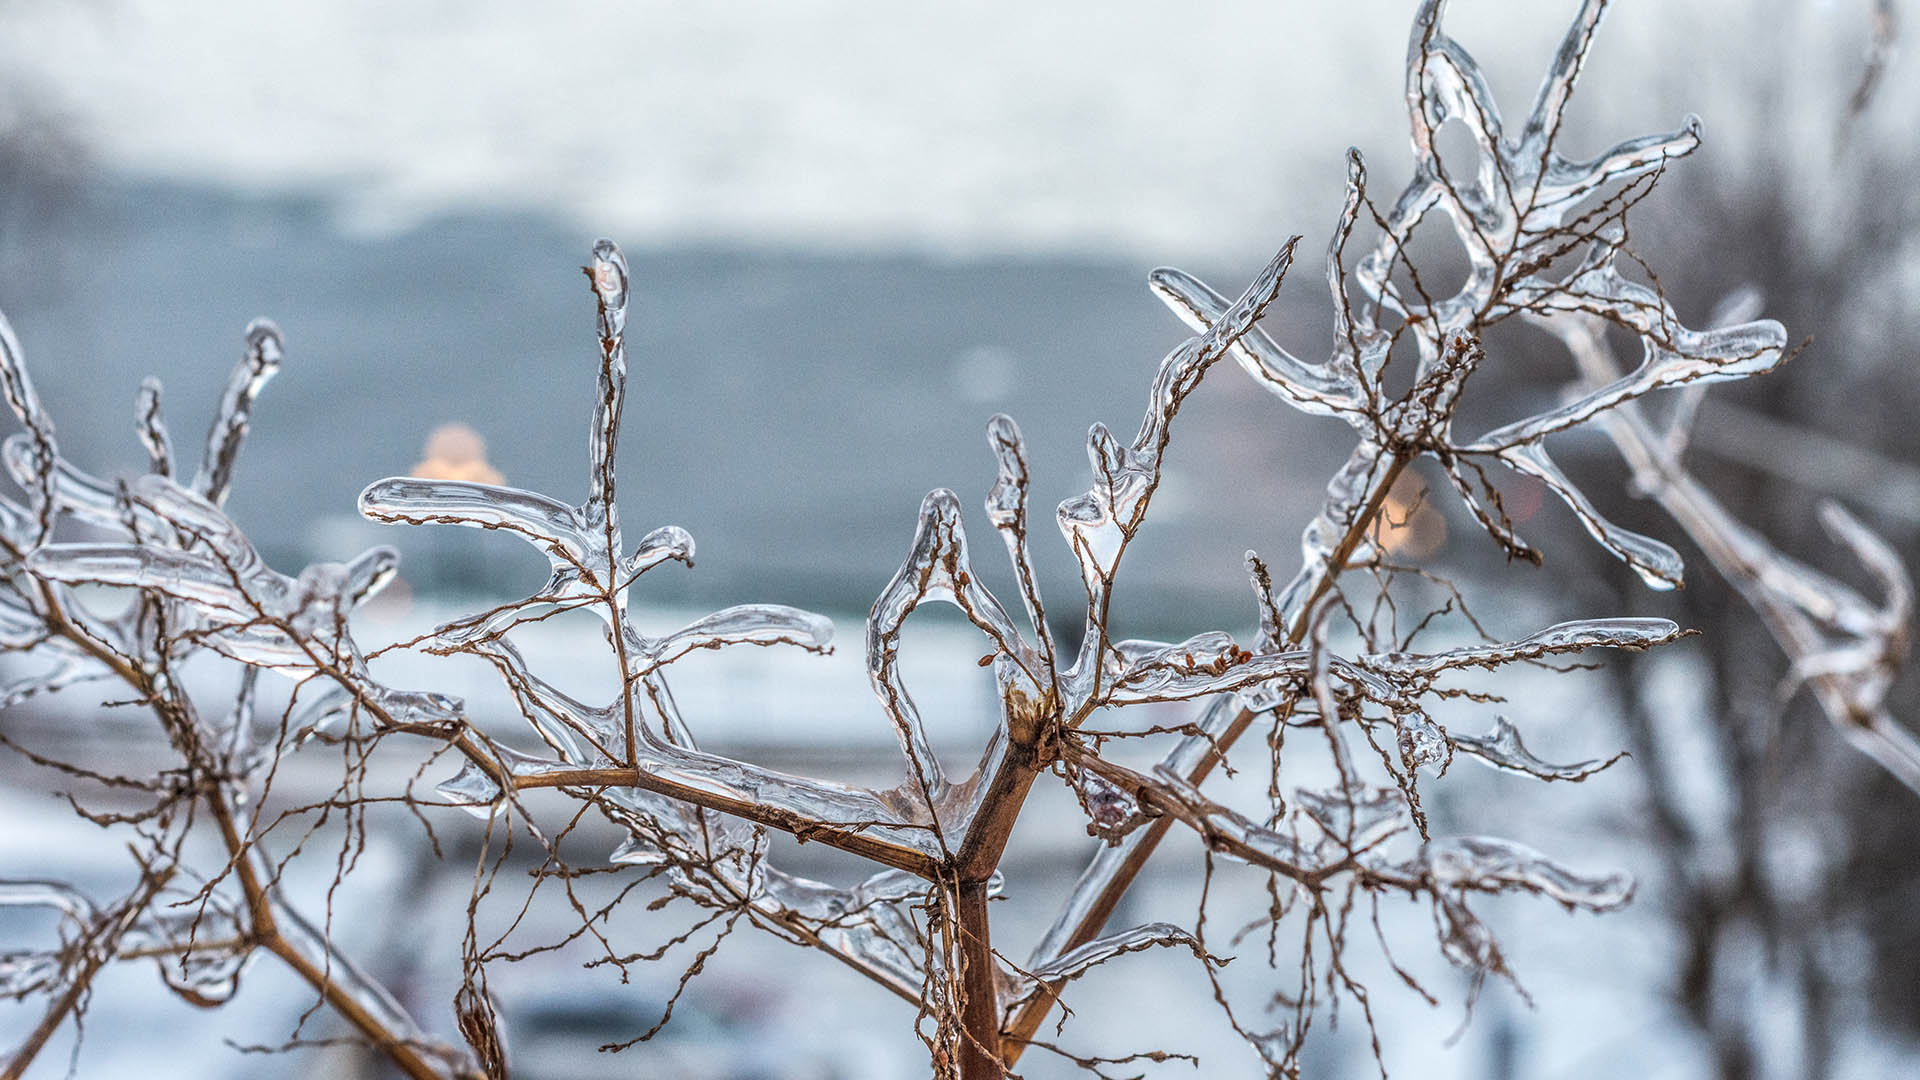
[0,0,1901,261]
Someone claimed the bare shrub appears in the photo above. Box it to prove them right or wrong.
[0,2,1909,1078]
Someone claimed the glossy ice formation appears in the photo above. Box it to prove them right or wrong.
[0,2,1896,1076]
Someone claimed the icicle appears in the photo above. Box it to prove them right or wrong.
[135,377,174,478]
[194,319,282,507]
[1422,835,1633,911]
[584,239,628,540]
[435,759,503,818]
[1450,717,1623,782]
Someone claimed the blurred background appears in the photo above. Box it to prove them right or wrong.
[0,0,1917,1076]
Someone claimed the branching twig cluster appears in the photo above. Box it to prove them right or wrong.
[0,2,1908,1078]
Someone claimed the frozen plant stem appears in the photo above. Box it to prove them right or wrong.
[1,1,1868,1077]
[1550,317,1920,793]
[999,454,1410,1064]
[0,542,463,1080]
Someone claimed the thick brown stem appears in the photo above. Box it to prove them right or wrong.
[954,879,1003,1080]
[953,711,1046,879]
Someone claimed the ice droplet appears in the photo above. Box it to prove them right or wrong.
[436,760,502,817]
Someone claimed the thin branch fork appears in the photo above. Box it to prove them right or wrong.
[1,866,175,1080]
[999,451,1411,1064]
[0,563,466,1080]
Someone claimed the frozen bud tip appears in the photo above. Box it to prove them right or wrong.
[243,318,284,367]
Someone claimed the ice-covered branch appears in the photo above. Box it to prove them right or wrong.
[1545,309,1920,793]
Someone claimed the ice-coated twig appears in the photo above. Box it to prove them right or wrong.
[0,305,489,1080]
[997,921,1210,1021]
[0,3,1835,1077]
[193,319,283,508]
[354,244,955,877]
[1450,716,1625,781]
[1414,835,1631,1008]
[1027,613,1670,965]
[1053,238,1299,700]
[0,307,58,545]
[1016,3,1794,1068]
[1542,308,1920,794]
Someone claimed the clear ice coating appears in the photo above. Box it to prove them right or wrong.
[0,296,485,1075]
[1536,290,1920,793]
[1395,709,1448,772]
[1420,835,1634,912]
[26,474,407,678]
[270,892,479,1075]
[1031,1,1774,1055]
[342,238,1003,1002]
[1294,784,1408,850]
[1451,716,1623,782]
[1412,835,1632,991]
[0,1,1871,1072]
[1365,617,1682,678]
[0,304,59,543]
[193,319,283,507]
[0,881,99,999]
[1000,921,1206,1014]
[119,890,256,1006]
[0,881,257,1010]
[1053,239,1297,676]
[135,377,174,478]
[1142,0,1787,597]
